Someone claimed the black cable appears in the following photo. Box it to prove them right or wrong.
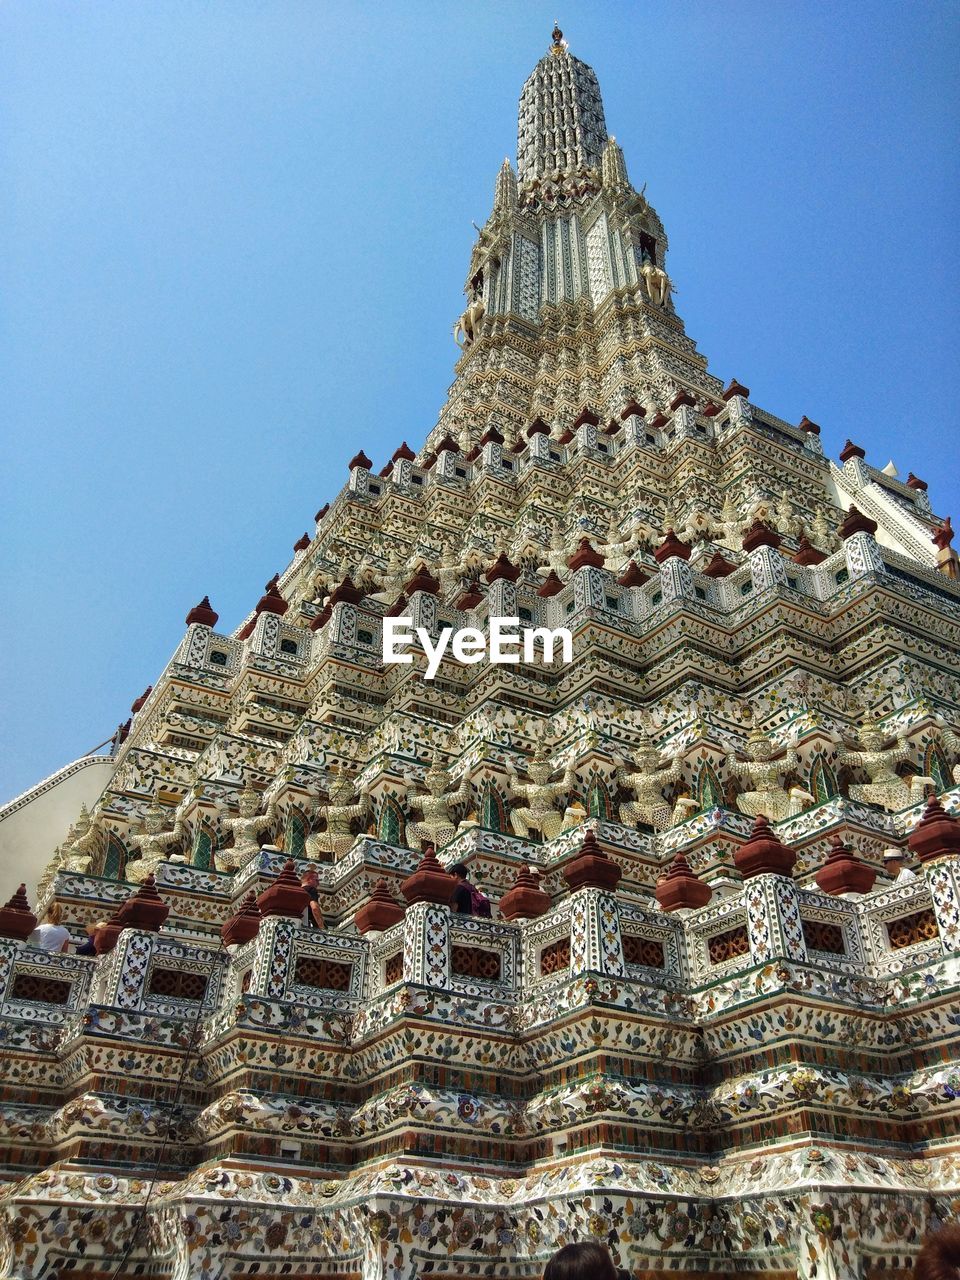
[105,935,226,1280]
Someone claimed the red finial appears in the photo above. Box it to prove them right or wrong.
[355,879,406,934]
[485,552,521,583]
[702,551,735,578]
[908,794,960,865]
[563,829,623,893]
[734,815,797,879]
[257,860,310,919]
[348,450,372,471]
[655,852,712,913]
[567,538,605,571]
[653,530,691,564]
[814,834,876,897]
[499,864,552,921]
[403,565,441,596]
[185,596,219,627]
[537,569,565,597]
[839,440,866,463]
[741,520,782,552]
[293,533,311,553]
[792,535,827,566]
[617,560,651,587]
[722,379,750,401]
[839,506,878,539]
[391,441,416,462]
[0,885,37,941]
[798,415,821,436]
[400,846,457,906]
[933,517,955,551]
[221,890,263,947]
[131,686,153,714]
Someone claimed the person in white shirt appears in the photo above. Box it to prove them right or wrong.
[882,848,917,885]
[27,903,71,953]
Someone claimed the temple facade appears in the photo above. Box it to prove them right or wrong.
[1,28,959,1280]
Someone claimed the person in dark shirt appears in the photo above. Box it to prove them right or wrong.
[76,921,104,956]
[301,869,324,928]
[449,862,472,914]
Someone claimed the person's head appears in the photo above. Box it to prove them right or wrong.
[882,848,906,872]
[914,1223,960,1280]
[448,863,469,882]
[301,869,319,888]
[46,903,63,926]
[543,1242,619,1280]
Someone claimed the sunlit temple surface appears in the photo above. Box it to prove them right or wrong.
[1,29,959,1279]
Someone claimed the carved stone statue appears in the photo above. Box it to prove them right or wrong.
[454,293,486,350]
[306,769,369,861]
[506,745,578,840]
[405,754,471,850]
[726,728,800,823]
[838,722,919,812]
[218,789,279,872]
[37,803,102,897]
[641,259,673,307]
[126,803,187,883]
[615,732,683,830]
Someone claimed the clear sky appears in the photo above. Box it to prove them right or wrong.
[2,0,958,803]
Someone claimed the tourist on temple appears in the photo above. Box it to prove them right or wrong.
[27,903,71,953]
[542,1241,621,1280]
[300,868,324,928]
[882,848,917,884]
[448,861,491,916]
[75,920,106,956]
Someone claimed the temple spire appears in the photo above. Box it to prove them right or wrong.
[517,31,607,186]
[493,157,518,214]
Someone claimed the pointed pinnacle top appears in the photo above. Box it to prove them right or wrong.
[552,23,564,47]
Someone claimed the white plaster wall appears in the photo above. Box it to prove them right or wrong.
[0,756,116,903]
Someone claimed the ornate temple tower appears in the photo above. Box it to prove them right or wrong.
[1,29,959,1280]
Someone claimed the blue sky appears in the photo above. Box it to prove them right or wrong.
[2,1,958,802]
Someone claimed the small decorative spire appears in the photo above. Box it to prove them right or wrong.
[0,884,37,941]
[401,846,456,906]
[734,815,797,879]
[494,157,518,214]
[499,864,551,921]
[567,538,604,571]
[908,794,960,865]
[563,829,622,893]
[257,859,310,920]
[537,569,565,598]
[814,834,876,897]
[355,879,406,934]
[655,852,712,913]
[552,23,564,47]
[185,596,218,627]
[839,505,878,540]
[653,529,692,564]
[485,551,521,584]
[617,560,651,588]
[221,890,263,947]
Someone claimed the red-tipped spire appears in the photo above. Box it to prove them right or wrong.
[839,506,878,539]
[526,417,551,438]
[0,885,37,941]
[669,389,695,412]
[257,860,310,919]
[499,864,551,921]
[906,473,928,492]
[933,517,955,552]
[348,450,373,471]
[722,379,750,401]
[567,538,605,571]
[617,560,651,587]
[814,834,876,897]
[403,566,441,596]
[186,596,219,627]
[619,400,646,421]
[401,846,456,906]
[391,441,416,462]
[355,879,406,934]
[537,569,565,597]
[734,815,797,879]
[221,890,263,947]
[329,575,364,605]
[798,415,821,436]
[908,795,960,865]
[655,852,712,912]
[131,686,153,714]
[314,502,330,522]
[485,552,521,583]
[653,530,691,564]
[702,551,735,578]
[293,533,311,553]
[839,440,866,463]
[455,581,485,610]
[741,520,782,552]
[792,535,827,566]
[563,829,622,892]
[573,406,600,429]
